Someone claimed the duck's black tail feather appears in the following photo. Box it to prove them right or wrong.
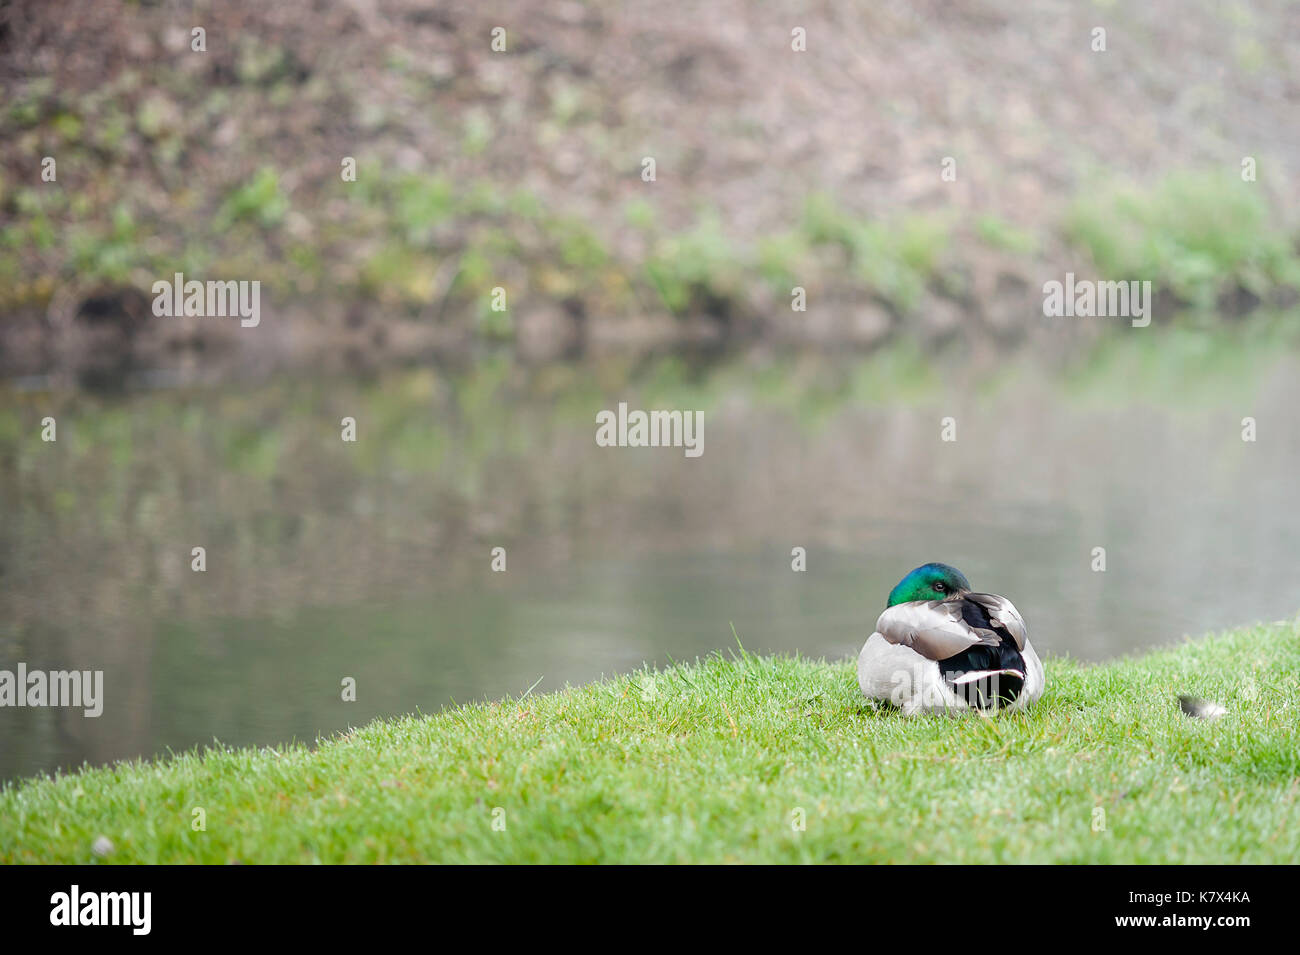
[939,638,1026,708]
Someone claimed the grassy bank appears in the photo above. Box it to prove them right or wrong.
[2,620,1297,863]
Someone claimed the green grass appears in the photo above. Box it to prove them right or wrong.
[2,620,1297,863]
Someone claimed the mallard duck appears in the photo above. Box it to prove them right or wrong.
[858,563,1044,715]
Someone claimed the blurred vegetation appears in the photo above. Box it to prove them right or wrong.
[3,149,1296,337]
[1,0,1298,371]
[1065,171,1300,310]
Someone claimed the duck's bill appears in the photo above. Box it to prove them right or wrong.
[951,668,1025,685]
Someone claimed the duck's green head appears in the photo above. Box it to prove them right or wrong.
[886,562,972,606]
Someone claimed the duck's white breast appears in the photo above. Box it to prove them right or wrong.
[857,632,964,716]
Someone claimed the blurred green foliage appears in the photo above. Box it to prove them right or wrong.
[2,141,1297,338]
[217,167,290,229]
[975,214,1040,256]
[644,213,744,316]
[1066,171,1300,309]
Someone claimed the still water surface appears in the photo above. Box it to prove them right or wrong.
[2,342,1298,781]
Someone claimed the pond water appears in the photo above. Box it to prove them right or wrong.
[2,332,1299,782]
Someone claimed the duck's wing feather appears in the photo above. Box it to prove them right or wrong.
[873,599,1002,662]
[964,592,1028,651]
